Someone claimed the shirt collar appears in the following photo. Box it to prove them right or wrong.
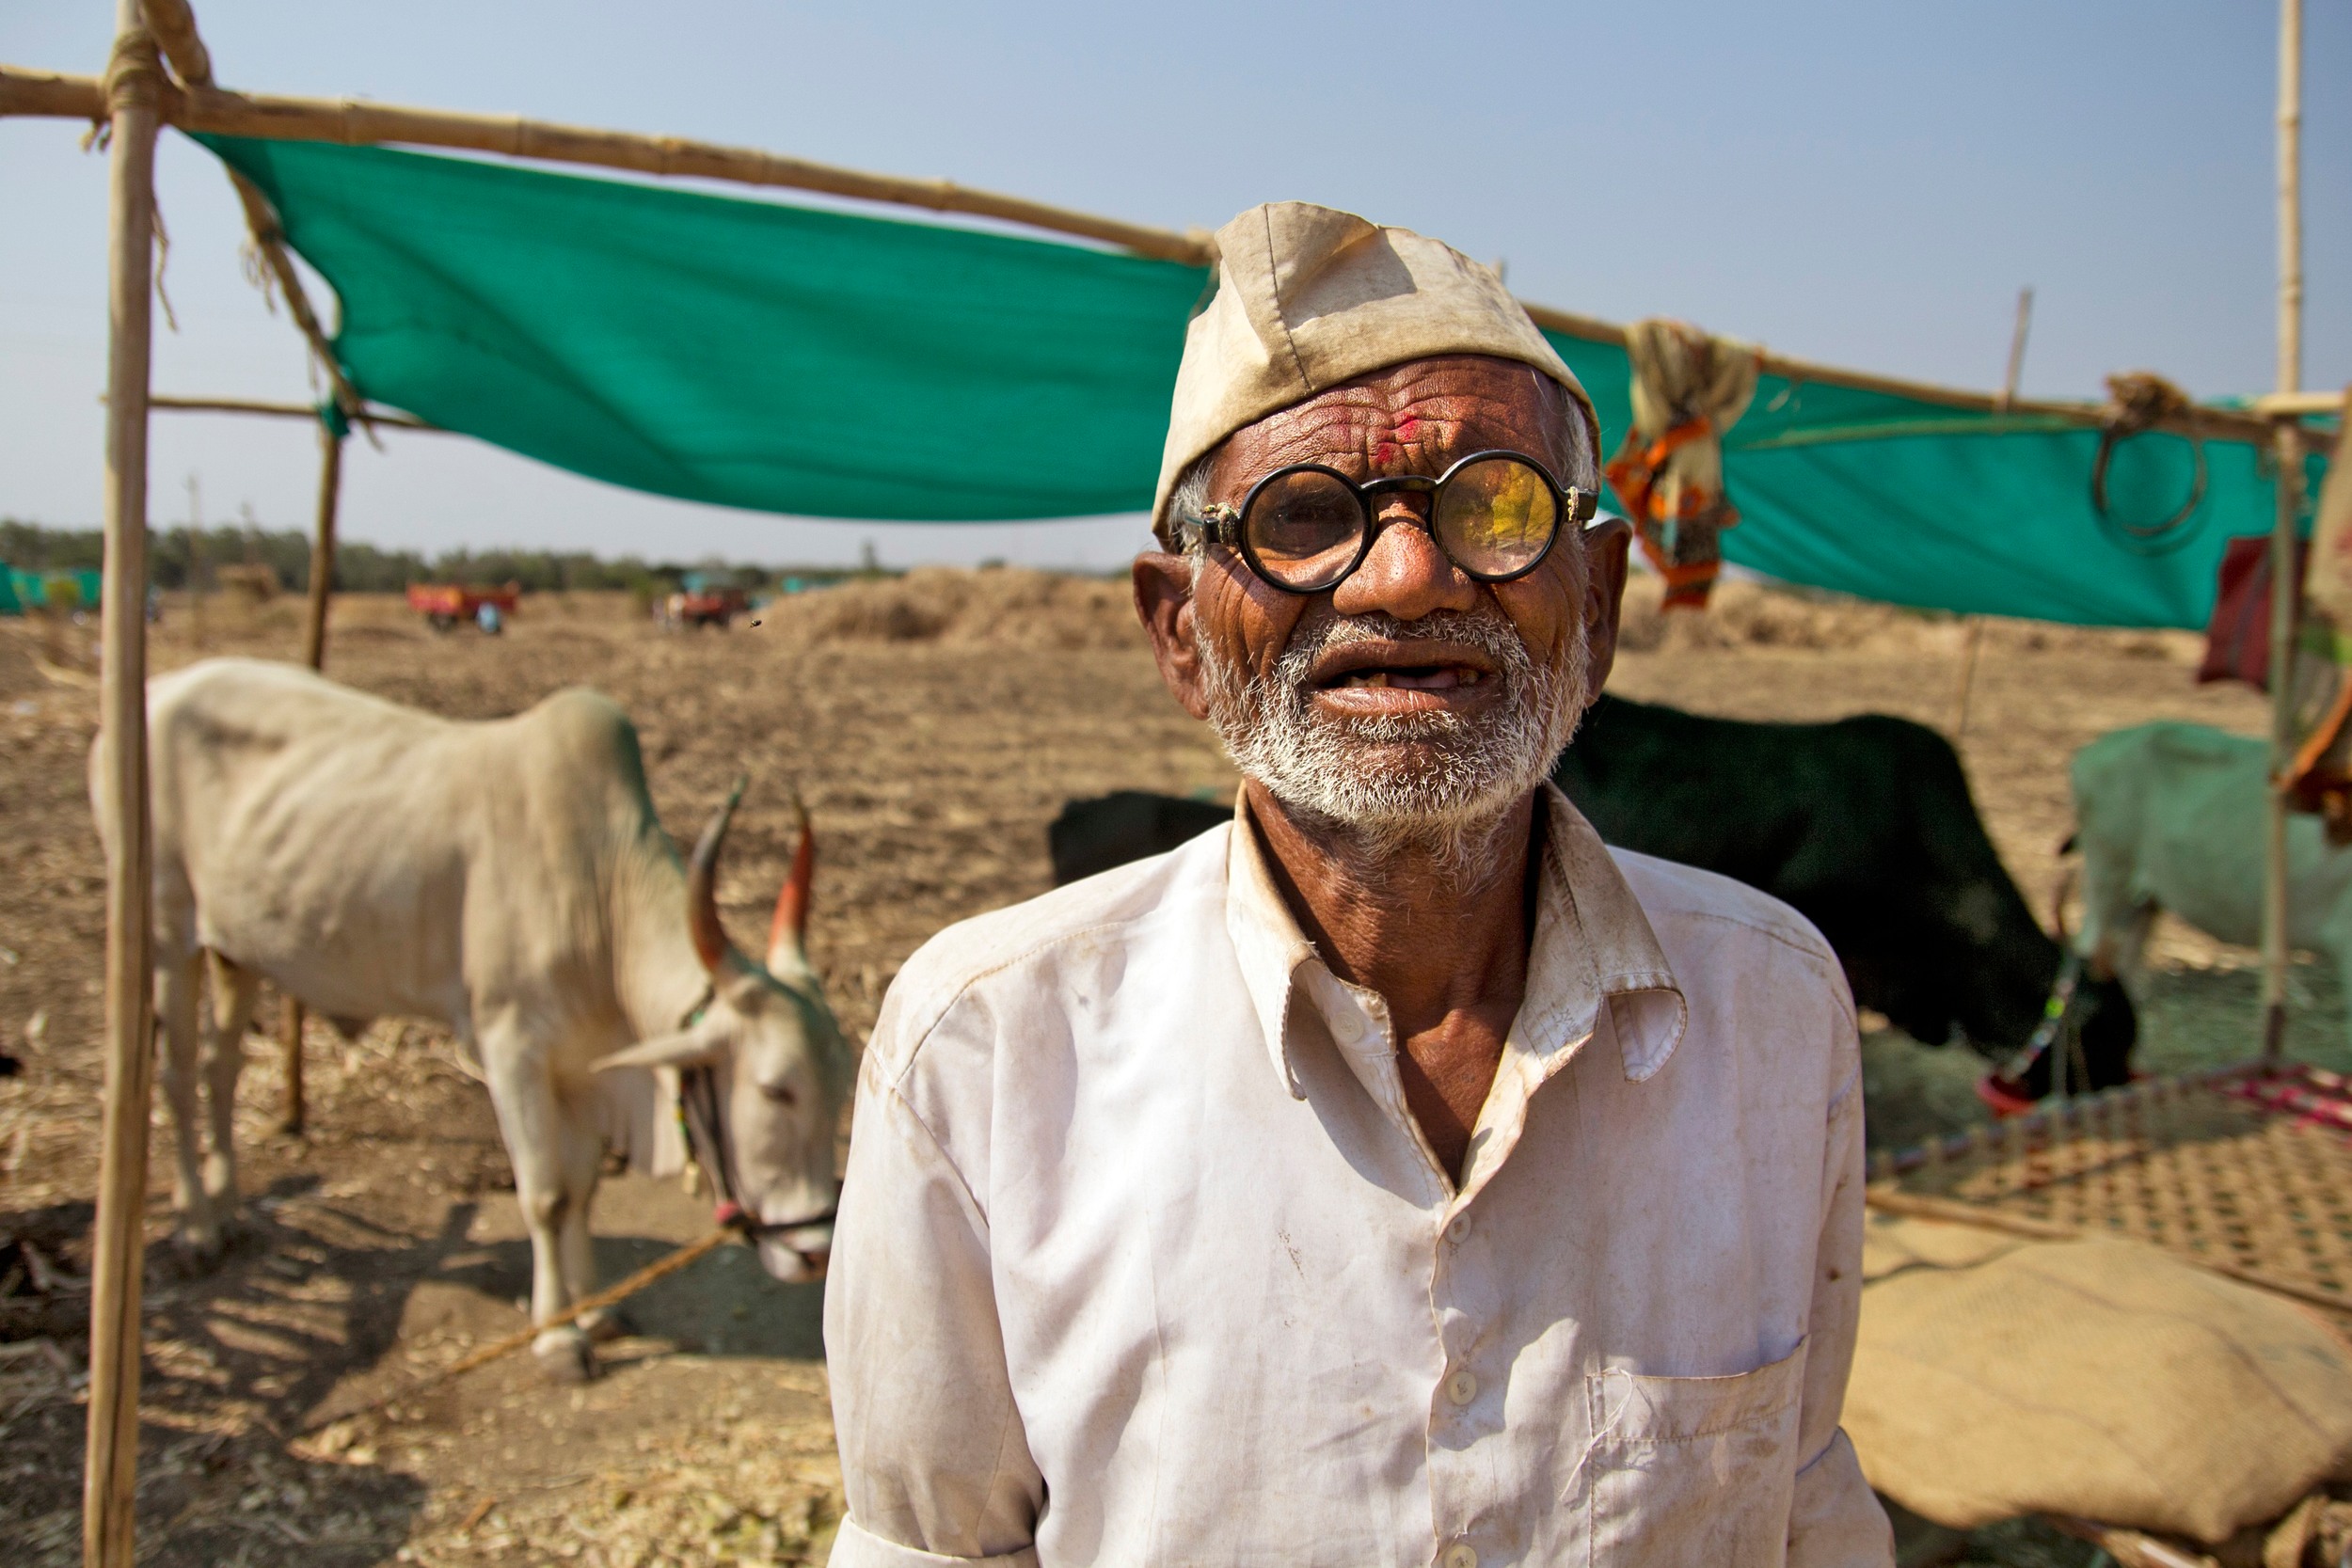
[1224,784,1686,1101]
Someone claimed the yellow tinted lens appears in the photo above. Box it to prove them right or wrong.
[1437,458,1557,576]
[1247,470,1364,588]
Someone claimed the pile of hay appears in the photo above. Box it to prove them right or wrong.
[1616,574,2189,661]
[764,566,1142,650]
[755,564,2194,667]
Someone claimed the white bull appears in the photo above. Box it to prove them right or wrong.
[94,657,853,1379]
[2072,721,2352,1042]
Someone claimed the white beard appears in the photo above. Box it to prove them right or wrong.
[1197,604,1591,891]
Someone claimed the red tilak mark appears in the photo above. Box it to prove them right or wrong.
[1396,418,1420,439]
[1375,441,1399,466]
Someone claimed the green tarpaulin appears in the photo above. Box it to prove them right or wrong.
[203,133,2325,630]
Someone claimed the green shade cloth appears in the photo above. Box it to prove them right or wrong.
[1547,337,2324,629]
[202,134,1206,522]
[0,568,103,614]
[202,134,2323,629]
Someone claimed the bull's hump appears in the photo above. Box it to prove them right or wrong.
[157,657,438,735]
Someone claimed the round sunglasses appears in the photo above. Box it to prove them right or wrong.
[1185,449,1597,594]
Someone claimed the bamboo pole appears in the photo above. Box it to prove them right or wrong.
[274,419,343,1133]
[83,8,163,1565]
[1946,288,2034,746]
[301,421,340,669]
[136,0,208,87]
[0,64,103,118]
[1997,286,2033,410]
[0,64,1214,266]
[0,59,2322,451]
[1950,620,1983,741]
[149,393,437,428]
[224,172,367,420]
[2255,388,2344,419]
[2279,0,2304,404]
[146,0,346,1128]
[2261,0,2304,1063]
[1518,299,2290,447]
[123,0,369,425]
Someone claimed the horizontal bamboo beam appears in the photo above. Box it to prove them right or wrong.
[1522,302,2293,444]
[0,64,99,119]
[0,60,2313,448]
[2254,387,2344,417]
[0,65,1214,266]
[148,393,438,429]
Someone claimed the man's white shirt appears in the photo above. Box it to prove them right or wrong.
[824,786,1893,1568]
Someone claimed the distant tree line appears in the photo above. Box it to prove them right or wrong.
[0,519,811,594]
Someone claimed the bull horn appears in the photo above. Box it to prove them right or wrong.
[594,1029,723,1073]
[687,775,750,976]
[767,788,815,974]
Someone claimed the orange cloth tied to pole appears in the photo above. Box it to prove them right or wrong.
[1603,318,1759,609]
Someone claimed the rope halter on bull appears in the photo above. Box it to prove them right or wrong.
[670,777,834,1258]
[1980,862,2099,1115]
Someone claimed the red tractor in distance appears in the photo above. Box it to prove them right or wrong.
[407,581,521,633]
[663,572,750,629]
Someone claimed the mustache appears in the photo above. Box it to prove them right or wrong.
[1274,608,1531,686]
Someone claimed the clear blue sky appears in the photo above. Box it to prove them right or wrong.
[3,2,2345,569]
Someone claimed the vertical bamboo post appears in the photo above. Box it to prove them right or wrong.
[1951,620,1983,740]
[183,473,206,648]
[1998,287,2034,410]
[278,419,342,1133]
[1955,288,2034,743]
[301,420,341,671]
[84,8,163,1565]
[2261,0,2304,1062]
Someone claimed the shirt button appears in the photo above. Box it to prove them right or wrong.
[1442,1544,1479,1568]
[1329,1008,1364,1043]
[1446,1369,1478,1405]
[1445,1212,1472,1243]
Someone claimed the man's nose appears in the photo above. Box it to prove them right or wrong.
[1329,498,1478,623]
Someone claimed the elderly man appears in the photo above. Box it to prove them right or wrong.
[824,203,1892,1568]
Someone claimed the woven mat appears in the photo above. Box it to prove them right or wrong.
[1869,1065,2352,1315]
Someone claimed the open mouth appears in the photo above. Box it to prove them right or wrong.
[1327,665,1485,689]
[1309,641,1500,697]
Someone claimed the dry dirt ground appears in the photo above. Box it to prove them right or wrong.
[0,568,2312,1567]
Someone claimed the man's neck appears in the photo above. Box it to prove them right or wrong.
[1245,782,1540,1042]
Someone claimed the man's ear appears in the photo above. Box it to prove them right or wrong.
[1580,516,1633,695]
[1133,551,1211,721]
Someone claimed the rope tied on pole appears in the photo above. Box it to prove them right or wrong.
[100,26,161,114]
[2091,371,2209,553]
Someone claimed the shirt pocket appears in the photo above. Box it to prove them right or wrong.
[1579,1338,1807,1568]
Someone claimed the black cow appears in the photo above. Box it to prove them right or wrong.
[1554,694,2131,1097]
[1047,693,2133,1100]
[1049,790,1231,886]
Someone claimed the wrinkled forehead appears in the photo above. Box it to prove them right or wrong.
[1216,355,1582,489]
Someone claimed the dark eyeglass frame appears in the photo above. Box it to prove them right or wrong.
[1184,448,1599,595]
